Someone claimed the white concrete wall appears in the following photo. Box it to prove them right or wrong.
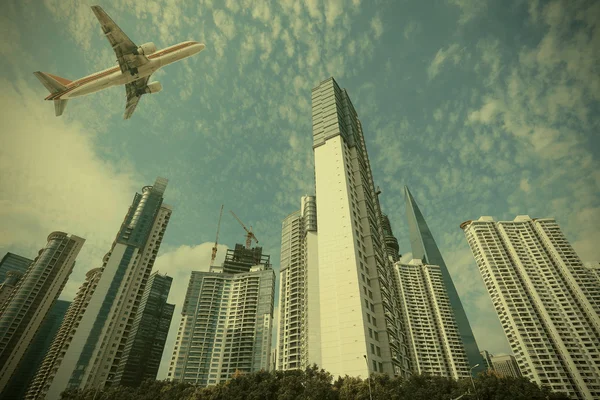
[315,136,368,378]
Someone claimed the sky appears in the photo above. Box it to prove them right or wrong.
[1,0,599,381]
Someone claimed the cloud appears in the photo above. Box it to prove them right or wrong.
[0,77,141,300]
[519,178,531,193]
[212,9,236,40]
[155,242,228,379]
[447,0,488,25]
[370,14,383,39]
[428,43,464,80]
[403,20,421,40]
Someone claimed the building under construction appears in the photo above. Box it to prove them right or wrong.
[222,244,271,274]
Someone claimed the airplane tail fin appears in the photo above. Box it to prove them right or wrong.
[54,99,69,116]
[33,71,72,93]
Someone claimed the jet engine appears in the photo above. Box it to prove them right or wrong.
[144,81,162,94]
[134,42,157,56]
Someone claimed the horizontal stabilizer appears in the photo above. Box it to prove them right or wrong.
[54,99,68,117]
[34,71,72,94]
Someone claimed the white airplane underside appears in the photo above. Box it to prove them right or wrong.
[34,5,205,119]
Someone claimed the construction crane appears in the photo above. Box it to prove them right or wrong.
[210,205,224,267]
[230,210,259,249]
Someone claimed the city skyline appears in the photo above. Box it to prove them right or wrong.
[1,0,599,388]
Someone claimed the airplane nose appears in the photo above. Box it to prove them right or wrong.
[193,43,206,53]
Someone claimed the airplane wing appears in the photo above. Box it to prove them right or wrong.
[123,76,150,119]
[91,5,149,75]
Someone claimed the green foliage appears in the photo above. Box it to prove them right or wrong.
[59,368,572,400]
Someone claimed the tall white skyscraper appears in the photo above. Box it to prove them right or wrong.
[461,215,600,399]
[394,259,470,379]
[311,77,410,378]
[277,196,320,370]
[0,232,85,398]
[45,177,172,399]
[169,246,275,386]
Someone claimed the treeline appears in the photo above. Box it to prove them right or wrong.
[60,366,570,400]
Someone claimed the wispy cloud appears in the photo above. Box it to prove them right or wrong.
[428,43,464,80]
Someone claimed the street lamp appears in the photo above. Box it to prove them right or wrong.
[469,364,480,400]
[363,355,373,400]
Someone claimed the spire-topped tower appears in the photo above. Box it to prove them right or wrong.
[404,185,484,373]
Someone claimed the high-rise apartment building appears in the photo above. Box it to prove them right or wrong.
[0,232,85,397]
[45,177,172,399]
[404,186,484,373]
[3,300,70,400]
[480,350,494,371]
[381,214,400,263]
[461,215,600,399]
[26,268,102,400]
[491,354,521,378]
[0,252,32,283]
[0,271,24,309]
[584,262,600,283]
[169,246,275,386]
[311,77,410,378]
[113,272,175,387]
[394,259,470,379]
[277,196,320,370]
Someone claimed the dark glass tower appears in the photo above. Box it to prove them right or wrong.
[113,272,175,387]
[404,186,484,373]
[0,252,33,283]
[3,300,70,400]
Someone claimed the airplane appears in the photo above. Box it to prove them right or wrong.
[34,5,205,119]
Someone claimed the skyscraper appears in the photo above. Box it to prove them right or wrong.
[0,252,33,283]
[312,77,410,378]
[381,214,400,263]
[277,196,320,370]
[491,354,521,378]
[169,246,275,386]
[26,268,102,400]
[45,177,172,399]
[461,216,600,399]
[0,232,85,397]
[3,300,70,400]
[113,272,175,387]
[404,186,483,372]
[394,259,470,379]
[0,271,24,309]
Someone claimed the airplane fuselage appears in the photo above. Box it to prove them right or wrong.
[47,41,204,100]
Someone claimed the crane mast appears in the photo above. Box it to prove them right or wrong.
[230,210,259,249]
[210,205,224,267]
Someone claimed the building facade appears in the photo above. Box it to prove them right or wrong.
[0,232,85,397]
[45,177,172,399]
[169,248,275,386]
[480,350,494,371]
[0,271,24,310]
[491,354,522,378]
[0,252,32,283]
[113,272,175,387]
[26,268,102,400]
[404,186,484,373]
[461,215,600,399]
[277,196,320,370]
[394,259,470,379]
[312,77,410,378]
[3,300,71,400]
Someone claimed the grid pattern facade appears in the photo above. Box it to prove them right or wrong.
[169,264,275,386]
[0,232,85,397]
[312,77,410,378]
[113,272,174,387]
[404,186,483,372]
[45,178,172,400]
[0,271,24,310]
[0,252,32,284]
[462,216,600,399]
[394,260,470,379]
[277,196,320,371]
[491,354,522,378]
[4,300,70,400]
[26,269,101,400]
